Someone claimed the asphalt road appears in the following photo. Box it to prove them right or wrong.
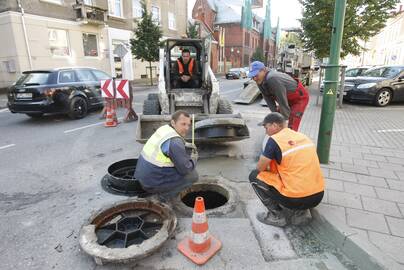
[0,77,251,270]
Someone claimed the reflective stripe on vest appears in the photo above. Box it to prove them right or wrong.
[257,128,324,198]
[141,125,182,167]
[177,58,194,76]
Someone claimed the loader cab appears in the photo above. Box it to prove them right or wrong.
[165,39,204,91]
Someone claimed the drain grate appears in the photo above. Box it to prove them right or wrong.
[96,210,163,248]
[182,190,228,209]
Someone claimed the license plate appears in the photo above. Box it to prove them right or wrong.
[16,93,32,99]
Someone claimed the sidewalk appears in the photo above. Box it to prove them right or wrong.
[301,84,404,269]
[0,93,7,109]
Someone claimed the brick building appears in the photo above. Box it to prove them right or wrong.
[192,0,276,72]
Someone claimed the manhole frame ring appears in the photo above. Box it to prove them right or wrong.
[79,198,177,265]
[173,176,238,217]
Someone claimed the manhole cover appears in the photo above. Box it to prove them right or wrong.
[79,199,176,265]
[101,159,149,197]
[173,179,237,216]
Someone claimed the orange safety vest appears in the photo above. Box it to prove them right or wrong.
[257,128,324,198]
[177,58,195,76]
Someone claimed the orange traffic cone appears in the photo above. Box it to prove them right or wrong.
[104,104,117,127]
[177,197,222,265]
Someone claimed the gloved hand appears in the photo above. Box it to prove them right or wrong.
[185,142,197,150]
[190,149,199,162]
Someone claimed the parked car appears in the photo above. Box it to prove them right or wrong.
[7,67,111,119]
[344,67,370,77]
[226,68,245,79]
[344,66,404,106]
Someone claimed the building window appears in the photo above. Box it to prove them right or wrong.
[41,0,62,5]
[84,0,93,5]
[82,33,98,57]
[151,6,160,24]
[133,0,142,18]
[48,29,70,56]
[168,12,176,30]
[108,0,122,17]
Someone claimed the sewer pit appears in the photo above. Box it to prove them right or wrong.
[101,159,148,197]
[79,199,176,265]
[173,178,238,217]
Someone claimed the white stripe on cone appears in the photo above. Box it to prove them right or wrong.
[192,212,207,224]
[191,231,209,244]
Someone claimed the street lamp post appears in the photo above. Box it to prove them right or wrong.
[317,0,347,164]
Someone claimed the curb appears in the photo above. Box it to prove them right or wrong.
[310,207,402,270]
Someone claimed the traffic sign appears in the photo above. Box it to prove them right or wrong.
[101,79,113,98]
[115,80,130,99]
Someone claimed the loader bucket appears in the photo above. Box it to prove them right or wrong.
[136,114,249,143]
[233,80,261,104]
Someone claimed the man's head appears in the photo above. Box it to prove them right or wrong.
[181,49,191,64]
[260,112,286,136]
[171,110,191,137]
[248,61,267,84]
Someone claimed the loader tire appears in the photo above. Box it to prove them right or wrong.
[147,93,159,101]
[143,99,160,115]
[217,98,233,114]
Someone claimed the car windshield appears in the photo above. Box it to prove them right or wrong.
[230,69,239,72]
[363,67,404,78]
[15,72,50,85]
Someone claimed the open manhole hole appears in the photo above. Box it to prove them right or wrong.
[101,159,149,197]
[79,199,176,265]
[174,180,237,216]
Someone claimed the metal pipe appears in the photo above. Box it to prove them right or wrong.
[17,0,33,70]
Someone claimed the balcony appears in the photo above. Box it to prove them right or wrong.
[73,0,107,25]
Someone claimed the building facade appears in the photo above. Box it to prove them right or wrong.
[0,0,187,90]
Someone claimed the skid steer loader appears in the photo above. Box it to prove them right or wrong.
[136,38,249,143]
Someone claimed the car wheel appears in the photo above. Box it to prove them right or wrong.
[374,88,392,107]
[147,93,159,101]
[26,113,43,118]
[217,98,233,114]
[68,96,88,119]
[143,99,160,115]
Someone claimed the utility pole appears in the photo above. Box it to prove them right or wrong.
[317,0,347,164]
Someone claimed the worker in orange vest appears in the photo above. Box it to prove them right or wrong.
[172,49,200,88]
[250,112,325,227]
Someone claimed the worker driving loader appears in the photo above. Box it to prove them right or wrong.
[172,49,201,89]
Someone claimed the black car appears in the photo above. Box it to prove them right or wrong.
[344,66,404,106]
[7,67,111,119]
[225,68,241,79]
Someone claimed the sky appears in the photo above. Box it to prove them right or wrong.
[187,0,304,29]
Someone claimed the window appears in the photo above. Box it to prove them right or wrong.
[48,29,70,56]
[151,6,160,24]
[133,0,142,18]
[82,33,98,57]
[41,0,62,5]
[84,0,93,5]
[58,71,77,83]
[76,69,96,82]
[16,72,51,86]
[108,0,122,17]
[91,70,111,80]
[168,12,176,30]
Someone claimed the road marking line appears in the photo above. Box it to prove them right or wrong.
[64,117,124,134]
[0,144,15,150]
[0,108,9,113]
[377,129,404,133]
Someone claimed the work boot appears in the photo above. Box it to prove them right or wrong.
[290,209,312,226]
[256,210,287,227]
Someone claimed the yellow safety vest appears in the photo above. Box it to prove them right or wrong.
[141,125,183,167]
[257,128,325,198]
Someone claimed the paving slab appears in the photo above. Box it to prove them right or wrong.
[327,190,362,209]
[385,216,404,237]
[346,208,389,234]
[361,196,402,218]
[343,182,376,197]
[368,231,404,265]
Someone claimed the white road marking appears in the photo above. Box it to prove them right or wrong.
[376,129,404,133]
[0,108,9,113]
[0,144,15,150]
[64,117,124,134]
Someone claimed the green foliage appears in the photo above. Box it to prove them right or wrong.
[187,22,199,38]
[300,0,399,58]
[281,32,304,48]
[251,48,265,62]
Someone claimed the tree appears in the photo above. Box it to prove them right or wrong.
[280,32,304,49]
[300,0,399,59]
[130,1,162,86]
[251,48,265,62]
[187,22,198,38]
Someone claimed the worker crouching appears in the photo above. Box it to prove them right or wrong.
[135,110,198,200]
[250,112,325,227]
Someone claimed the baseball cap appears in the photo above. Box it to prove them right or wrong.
[258,112,286,126]
[248,61,265,78]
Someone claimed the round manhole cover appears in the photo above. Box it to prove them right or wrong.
[79,199,176,265]
[101,159,149,197]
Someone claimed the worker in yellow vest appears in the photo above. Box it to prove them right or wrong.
[250,112,325,227]
[135,110,198,200]
[172,49,200,88]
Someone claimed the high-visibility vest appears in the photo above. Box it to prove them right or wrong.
[177,58,195,76]
[141,125,184,167]
[257,128,324,198]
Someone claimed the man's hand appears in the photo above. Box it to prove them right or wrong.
[185,142,197,150]
[181,75,191,82]
[191,149,198,162]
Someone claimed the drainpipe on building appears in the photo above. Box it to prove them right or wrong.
[17,0,33,70]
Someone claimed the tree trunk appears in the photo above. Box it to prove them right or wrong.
[149,61,153,86]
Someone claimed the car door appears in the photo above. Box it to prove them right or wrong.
[75,69,102,106]
[392,70,404,101]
